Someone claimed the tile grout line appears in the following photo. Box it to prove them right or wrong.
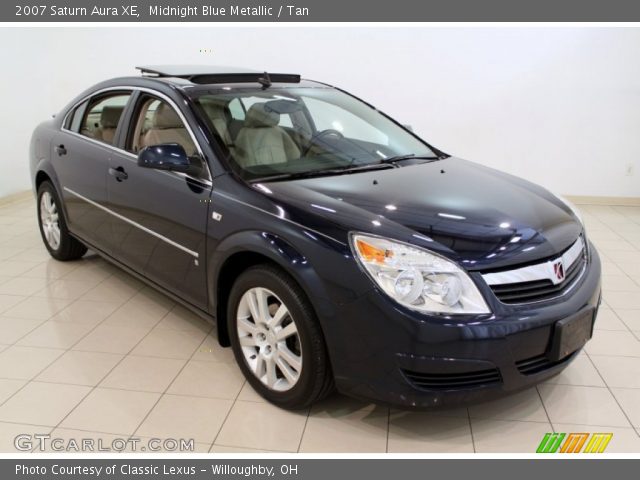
[466,408,476,453]
[129,322,215,452]
[3,199,640,452]
[208,374,249,453]
[384,406,390,453]
[295,405,312,454]
[0,283,92,349]
[584,350,640,437]
[605,307,635,336]
[0,255,120,339]
[599,242,640,290]
[0,348,66,410]
[40,288,177,445]
[535,385,556,433]
[0,263,119,408]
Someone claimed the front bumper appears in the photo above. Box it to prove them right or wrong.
[325,244,602,408]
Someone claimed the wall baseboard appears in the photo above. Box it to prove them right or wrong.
[565,195,640,206]
[0,190,32,207]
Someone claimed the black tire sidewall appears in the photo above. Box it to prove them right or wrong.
[227,266,326,409]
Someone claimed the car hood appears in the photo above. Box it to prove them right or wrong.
[261,157,582,271]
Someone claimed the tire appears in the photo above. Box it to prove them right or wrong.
[227,264,334,409]
[37,181,87,261]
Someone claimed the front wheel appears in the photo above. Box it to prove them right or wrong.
[227,265,334,409]
[37,181,87,261]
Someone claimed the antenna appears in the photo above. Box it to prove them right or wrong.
[257,71,272,89]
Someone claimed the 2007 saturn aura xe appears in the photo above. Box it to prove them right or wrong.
[30,66,601,409]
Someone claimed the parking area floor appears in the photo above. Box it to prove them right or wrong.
[1,196,640,453]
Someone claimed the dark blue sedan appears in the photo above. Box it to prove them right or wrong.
[30,66,601,409]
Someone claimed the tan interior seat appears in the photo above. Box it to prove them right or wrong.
[141,102,195,155]
[94,106,123,144]
[201,101,233,147]
[235,103,300,167]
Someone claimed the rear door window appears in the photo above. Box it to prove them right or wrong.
[80,93,131,146]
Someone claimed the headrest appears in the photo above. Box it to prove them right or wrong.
[244,102,279,128]
[100,106,124,129]
[153,102,183,129]
[201,101,226,121]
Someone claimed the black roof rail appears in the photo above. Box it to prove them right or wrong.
[136,65,301,85]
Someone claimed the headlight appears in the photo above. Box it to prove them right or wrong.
[351,233,491,315]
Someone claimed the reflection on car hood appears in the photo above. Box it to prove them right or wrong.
[262,157,582,270]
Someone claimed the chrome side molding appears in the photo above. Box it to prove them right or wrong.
[63,187,199,259]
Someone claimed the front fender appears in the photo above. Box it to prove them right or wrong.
[209,230,337,322]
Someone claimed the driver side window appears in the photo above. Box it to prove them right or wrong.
[127,96,197,157]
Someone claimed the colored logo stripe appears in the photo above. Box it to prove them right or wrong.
[536,433,613,453]
[583,433,613,453]
[560,433,589,453]
[536,433,565,453]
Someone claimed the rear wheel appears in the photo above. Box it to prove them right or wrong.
[228,265,334,409]
[37,181,87,261]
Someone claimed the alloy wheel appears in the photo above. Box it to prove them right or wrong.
[236,287,303,391]
[40,191,61,250]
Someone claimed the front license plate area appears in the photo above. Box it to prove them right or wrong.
[549,309,594,361]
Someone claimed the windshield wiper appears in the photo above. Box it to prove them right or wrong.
[251,162,395,183]
[380,153,441,164]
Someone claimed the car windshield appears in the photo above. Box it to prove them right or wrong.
[190,86,440,181]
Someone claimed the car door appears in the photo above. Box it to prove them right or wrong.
[107,91,211,309]
[53,91,133,253]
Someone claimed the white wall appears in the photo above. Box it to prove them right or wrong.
[1,27,639,198]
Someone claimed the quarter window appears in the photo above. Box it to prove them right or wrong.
[80,93,131,146]
[65,100,88,132]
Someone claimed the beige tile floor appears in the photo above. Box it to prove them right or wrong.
[1,196,640,453]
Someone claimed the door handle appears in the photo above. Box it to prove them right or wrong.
[55,144,67,156]
[108,166,128,182]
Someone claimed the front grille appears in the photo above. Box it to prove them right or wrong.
[490,255,585,304]
[402,368,502,390]
[516,351,578,375]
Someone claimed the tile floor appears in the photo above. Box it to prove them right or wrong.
[0,196,640,453]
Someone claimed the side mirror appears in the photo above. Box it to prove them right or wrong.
[138,143,200,174]
[403,124,414,132]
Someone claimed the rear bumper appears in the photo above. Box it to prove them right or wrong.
[325,245,602,408]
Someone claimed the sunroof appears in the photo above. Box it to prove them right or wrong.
[136,65,301,85]
[137,65,262,77]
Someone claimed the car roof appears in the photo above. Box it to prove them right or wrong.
[132,65,325,90]
[137,65,263,77]
[61,66,331,116]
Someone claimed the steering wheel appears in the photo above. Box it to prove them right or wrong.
[302,129,344,156]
